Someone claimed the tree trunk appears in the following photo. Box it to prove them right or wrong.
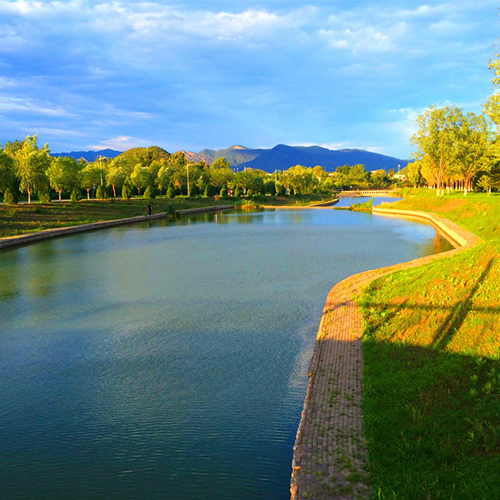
[59,190,62,201]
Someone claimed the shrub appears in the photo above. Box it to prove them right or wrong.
[96,185,107,199]
[143,185,156,199]
[39,190,51,203]
[166,185,175,198]
[122,183,131,200]
[204,184,216,197]
[3,188,18,204]
[70,189,81,202]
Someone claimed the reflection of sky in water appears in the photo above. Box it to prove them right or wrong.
[334,196,402,208]
[0,208,451,500]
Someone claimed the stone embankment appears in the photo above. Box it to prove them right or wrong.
[290,208,481,500]
[338,190,393,197]
[0,204,234,251]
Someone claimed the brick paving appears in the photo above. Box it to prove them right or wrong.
[290,209,481,500]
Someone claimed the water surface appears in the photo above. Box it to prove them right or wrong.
[0,208,452,500]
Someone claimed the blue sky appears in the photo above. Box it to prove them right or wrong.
[0,0,498,158]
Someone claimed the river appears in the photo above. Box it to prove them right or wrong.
[0,203,452,499]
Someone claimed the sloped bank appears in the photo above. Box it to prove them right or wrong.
[290,207,481,500]
[0,204,234,251]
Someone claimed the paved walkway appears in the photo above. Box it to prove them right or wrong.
[290,209,482,500]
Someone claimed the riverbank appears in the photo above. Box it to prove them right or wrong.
[0,203,233,250]
[291,197,484,500]
[0,197,228,238]
[362,192,500,499]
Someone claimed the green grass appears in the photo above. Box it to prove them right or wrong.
[0,196,223,238]
[362,189,500,499]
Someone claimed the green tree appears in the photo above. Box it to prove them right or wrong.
[106,157,129,198]
[156,163,173,195]
[451,109,490,195]
[10,135,51,203]
[130,163,152,196]
[47,156,81,200]
[411,106,456,195]
[0,149,16,195]
[80,163,102,199]
[209,157,234,194]
[169,152,187,194]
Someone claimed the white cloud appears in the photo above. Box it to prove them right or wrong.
[89,135,152,150]
[0,96,72,116]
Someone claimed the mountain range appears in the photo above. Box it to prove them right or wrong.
[54,144,409,173]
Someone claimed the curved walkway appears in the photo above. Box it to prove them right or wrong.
[290,208,481,500]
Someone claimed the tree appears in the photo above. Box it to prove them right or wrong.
[47,156,81,200]
[411,106,456,195]
[407,160,424,187]
[80,163,102,199]
[169,152,187,194]
[450,109,490,195]
[10,135,51,203]
[156,163,173,195]
[130,164,152,196]
[0,149,16,195]
[106,157,128,198]
[484,47,500,128]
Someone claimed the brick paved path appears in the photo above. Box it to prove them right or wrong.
[290,209,481,500]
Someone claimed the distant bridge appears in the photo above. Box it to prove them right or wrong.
[339,190,393,197]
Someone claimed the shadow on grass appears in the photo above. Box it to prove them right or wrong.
[363,339,500,500]
[361,258,500,498]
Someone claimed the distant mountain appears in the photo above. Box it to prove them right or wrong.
[180,145,265,166]
[53,144,409,172]
[52,149,122,161]
[235,144,409,173]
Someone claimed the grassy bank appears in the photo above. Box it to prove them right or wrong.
[362,190,500,499]
[0,197,221,238]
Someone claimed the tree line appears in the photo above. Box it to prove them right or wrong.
[409,51,500,195]
[0,137,401,203]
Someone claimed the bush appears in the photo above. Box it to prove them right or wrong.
[251,193,266,202]
[96,185,107,199]
[166,185,175,198]
[143,185,156,199]
[3,188,18,204]
[247,189,254,196]
[204,184,216,197]
[70,189,81,202]
[234,187,243,197]
[220,187,228,198]
[165,203,176,216]
[39,190,51,203]
[122,183,131,200]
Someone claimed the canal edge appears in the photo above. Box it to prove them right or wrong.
[0,204,234,251]
[290,208,482,500]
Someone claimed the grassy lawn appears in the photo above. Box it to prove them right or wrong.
[362,189,500,499]
[0,196,223,238]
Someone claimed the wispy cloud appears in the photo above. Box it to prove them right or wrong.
[0,1,497,157]
[0,96,73,116]
[89,135,153,151]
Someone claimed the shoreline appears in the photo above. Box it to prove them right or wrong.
[290,207,482,499]
[0,204,234,251]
